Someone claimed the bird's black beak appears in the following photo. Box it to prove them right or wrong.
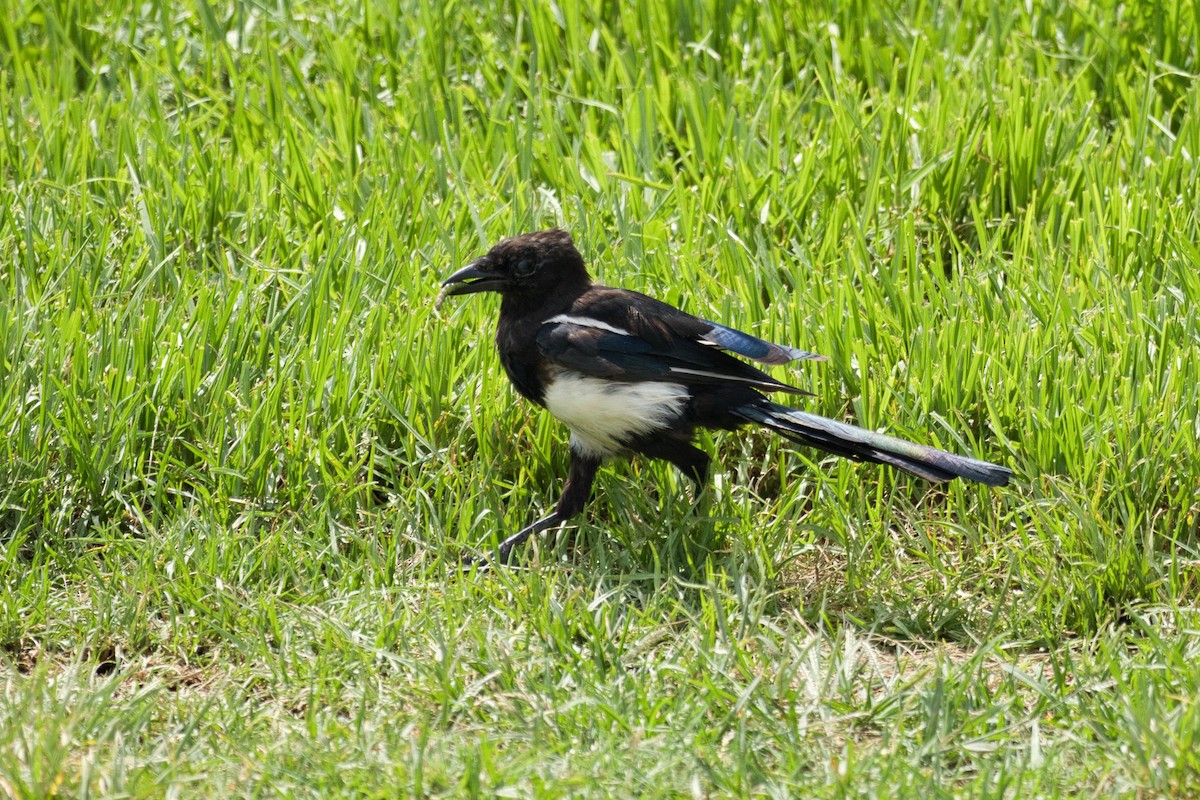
[438,259,506,300]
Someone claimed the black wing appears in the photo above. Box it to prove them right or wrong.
[535,287,821,394]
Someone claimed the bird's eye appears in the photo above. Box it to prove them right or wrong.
[513,257,536,277]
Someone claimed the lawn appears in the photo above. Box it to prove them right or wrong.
[2,0,1199,796]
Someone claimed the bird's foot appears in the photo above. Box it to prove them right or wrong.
[460,514,566,572]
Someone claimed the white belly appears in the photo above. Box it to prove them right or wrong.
[542,373,689,458]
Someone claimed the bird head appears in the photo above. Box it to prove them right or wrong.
[437,229,591,309]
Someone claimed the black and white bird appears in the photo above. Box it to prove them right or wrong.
[438,229,1012,565]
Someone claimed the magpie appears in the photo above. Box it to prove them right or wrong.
[439,229,1012,565]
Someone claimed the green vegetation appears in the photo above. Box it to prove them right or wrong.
[2,0,1198,796]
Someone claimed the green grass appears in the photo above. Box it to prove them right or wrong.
[2,0,1199,796]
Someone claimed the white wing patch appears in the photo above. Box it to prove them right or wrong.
[666,366,784,390]
[544,314,632,336]
[542,372,689,458]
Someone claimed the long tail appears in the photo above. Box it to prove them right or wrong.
[734,402,1012,486]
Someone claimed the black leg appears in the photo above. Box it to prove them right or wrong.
[466,450,602,569]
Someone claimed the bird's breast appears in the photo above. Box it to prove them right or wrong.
[541,371,690,459]
[497,348,546,405]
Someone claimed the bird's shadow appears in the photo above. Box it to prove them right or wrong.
[460,462,704,561]
[455,462,812,613]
